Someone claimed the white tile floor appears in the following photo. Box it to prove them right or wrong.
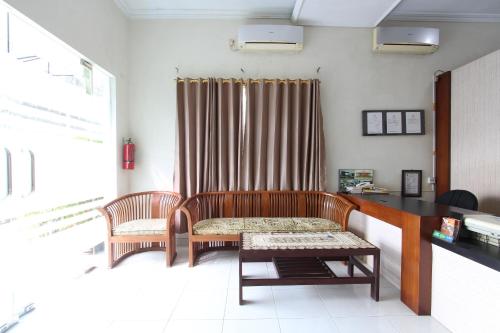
[9,243,451,333]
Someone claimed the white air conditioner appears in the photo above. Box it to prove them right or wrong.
[237,25,303,51]
[373,27,439,54]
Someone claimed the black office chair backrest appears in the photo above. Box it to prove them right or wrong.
[435,190,479,211]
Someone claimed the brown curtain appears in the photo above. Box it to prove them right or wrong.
[240,79,326,191]
[174,78,243,232]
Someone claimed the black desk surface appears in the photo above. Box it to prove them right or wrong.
[345,193,500,273]
[432,237,500,272]
[345,193,481,217]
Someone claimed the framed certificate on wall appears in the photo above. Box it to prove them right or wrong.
[362,110,425,136]
[405,111,424,134]
[386,111,403,134]
[362,111,384,135]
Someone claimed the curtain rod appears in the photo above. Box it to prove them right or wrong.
[175,78,319,84]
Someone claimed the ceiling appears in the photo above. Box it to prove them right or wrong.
[114,0,296,19]
[388,0,500,22]
[115,0,500,25]
[292,0,401,27]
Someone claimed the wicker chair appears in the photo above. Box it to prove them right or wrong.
[98,191,183,268]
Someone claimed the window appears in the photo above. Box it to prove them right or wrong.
[0,7,5,54]
[0,11,113,241]
[0,1,115,326]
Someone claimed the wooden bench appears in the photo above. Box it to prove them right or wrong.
[180,191,357,266]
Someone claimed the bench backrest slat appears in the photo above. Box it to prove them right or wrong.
[182,191,357,232]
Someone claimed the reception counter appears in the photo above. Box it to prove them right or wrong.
[339,193,494,315]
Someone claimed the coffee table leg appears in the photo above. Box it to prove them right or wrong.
[239,256,243,305]
[348,256,354,277]
[371,251,380,301]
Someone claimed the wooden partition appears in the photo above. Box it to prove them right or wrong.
[435,71,451,198]
[450,50,500,215]
[435,50,500,214]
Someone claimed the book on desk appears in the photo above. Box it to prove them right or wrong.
[345,182,389,194]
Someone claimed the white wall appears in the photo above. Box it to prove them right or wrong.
[432,245,500,333]
[348,211,402,288]
[128,19,500,196]
[451,49,500,215]
[5,0,130,196]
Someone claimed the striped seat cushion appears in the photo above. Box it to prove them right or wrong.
[192,217,342,235]
[113,218,166,236]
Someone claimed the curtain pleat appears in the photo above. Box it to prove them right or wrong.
[240,79,325,191]
[174,78,242,233]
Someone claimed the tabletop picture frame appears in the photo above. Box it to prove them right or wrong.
[401,170,422,197]
[338,169,374,192]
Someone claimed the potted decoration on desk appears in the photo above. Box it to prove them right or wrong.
[433,217,462,243]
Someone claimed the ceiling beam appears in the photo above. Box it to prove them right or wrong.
[113,0,130,17]
[374,0,402,26]
[291,0,305,23]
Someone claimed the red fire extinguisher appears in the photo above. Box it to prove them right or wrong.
[123,138,135,170]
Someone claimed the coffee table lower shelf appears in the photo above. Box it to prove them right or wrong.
[238,232,380,305]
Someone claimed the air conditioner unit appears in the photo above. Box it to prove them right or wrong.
[373,27,439,54]
[237,25,303,51]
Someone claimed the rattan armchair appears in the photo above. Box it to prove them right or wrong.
[98,191,183,268]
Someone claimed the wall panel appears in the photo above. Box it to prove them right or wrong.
[451,50,500,215]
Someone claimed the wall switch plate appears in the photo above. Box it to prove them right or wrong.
[427,177,436,184]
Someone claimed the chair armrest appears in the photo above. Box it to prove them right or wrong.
[97,191,183,236]
[97,207,113,238]
[162,193,184,237]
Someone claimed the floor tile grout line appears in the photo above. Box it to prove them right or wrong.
[221,271,230,333]
[162,273,189,332]
[264,259,281,323]
[269,273,281,332]
[380,315,400,333]
[315,283,343,331]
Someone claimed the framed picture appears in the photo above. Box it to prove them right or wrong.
[401,170,422,197]
[362,110,425,136]
[339,169,374,192]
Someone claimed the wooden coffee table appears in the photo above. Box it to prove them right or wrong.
[239,232,380,305]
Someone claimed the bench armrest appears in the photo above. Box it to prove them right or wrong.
[180,193,227,234]
[309,194,358,231]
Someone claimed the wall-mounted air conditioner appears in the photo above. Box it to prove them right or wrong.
[237,25,303,51]
[373,27,439,54]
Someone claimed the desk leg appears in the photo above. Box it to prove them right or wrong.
[371,251,380,301]
[348,256,354,277]
[401,215,440,315]
[239,256,243,305]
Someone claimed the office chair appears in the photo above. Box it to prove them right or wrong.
[435,190,479,211]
